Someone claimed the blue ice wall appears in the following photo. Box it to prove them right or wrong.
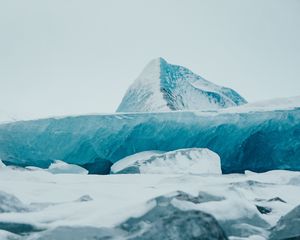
[0,109,299,173]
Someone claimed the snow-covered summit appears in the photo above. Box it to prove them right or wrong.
[117,57,247,112]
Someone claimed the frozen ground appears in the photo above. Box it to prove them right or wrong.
[0,166,299,239]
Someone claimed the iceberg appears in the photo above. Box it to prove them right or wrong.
[117,57,246,112]
[111,148,222,174]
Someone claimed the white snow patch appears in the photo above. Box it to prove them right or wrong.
[0,230,19,240]
[47,160,88,175]
[219,95,300,114]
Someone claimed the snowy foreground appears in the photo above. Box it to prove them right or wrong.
[0,167,300,240]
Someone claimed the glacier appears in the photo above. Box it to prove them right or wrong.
[117,57,247,112]
[0,97,299,174]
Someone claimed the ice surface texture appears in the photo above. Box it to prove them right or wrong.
[1,168,300,239]
[0,108,299,173]
[111,148,222,174]
[0,191,29,213]
[117,58,247,112]
[33,194,228,240]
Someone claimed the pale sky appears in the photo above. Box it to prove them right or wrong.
[0,0,300,121]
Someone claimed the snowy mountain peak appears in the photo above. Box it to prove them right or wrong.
[117,58,247,112]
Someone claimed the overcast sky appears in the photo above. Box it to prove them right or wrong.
[0,0,299,121]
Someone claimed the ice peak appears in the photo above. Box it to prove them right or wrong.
[117,58,247,112]
[142,57,167,72]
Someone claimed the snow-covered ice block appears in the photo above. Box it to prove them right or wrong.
[0,100,299,173]
[111,148,222,174]
[47,160,88,175]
